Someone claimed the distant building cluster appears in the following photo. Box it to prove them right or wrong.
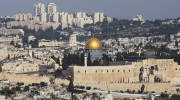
[8,2,111,31]
[132,14,145,23]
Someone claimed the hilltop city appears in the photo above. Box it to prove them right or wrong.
[0,2,180,100]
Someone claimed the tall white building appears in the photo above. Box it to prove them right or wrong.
[34,3,47,22]
[34,3,46,16]
[48,3,57,14]
[40,12,47,22]
[93,12,104,24]
[47,3,57,22]
[14,13,33,21]
[132,14,145,23]
[99,13,104,22]
[53,12,59,23]
[67,14,74,27]
[60,12,68,29]
[76,12,87,18]
[73,18,85,28]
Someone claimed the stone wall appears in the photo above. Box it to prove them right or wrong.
[0,73,69,85]
[70,59,180,94]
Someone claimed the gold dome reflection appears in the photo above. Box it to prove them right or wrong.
[85,38,102,50]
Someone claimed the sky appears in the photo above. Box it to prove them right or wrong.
[0,0,180,20]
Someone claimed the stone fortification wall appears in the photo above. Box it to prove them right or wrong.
[0,73,69,85]
[71,59,180,94]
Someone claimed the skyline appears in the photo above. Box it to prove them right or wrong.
[0,0,180,20]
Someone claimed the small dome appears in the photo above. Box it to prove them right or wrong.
[85,38,102,50]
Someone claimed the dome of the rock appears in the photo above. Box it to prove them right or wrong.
[85,38,102,50]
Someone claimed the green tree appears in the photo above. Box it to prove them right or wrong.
[23,86,29,92]
[62,54,69,70]
[176,88,180,94]
[140,84,145,93]
[102,54,110,66]
[17,82,24,87]
[92,60,101,66]
[29,39,39,48]
[116,52,123,61]
[10,41,15,45]
[49,77,55,84]
[87,53,92,66]
[7,54,10,59]
[57,57,60,65]
[40,82,48,87]
[86,86,91,90]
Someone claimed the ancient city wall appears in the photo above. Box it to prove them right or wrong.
[0,73,69,85]
[71,59,180,94]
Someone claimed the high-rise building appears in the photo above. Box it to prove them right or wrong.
[99,13,104,22]
[60,12,68,29]
[48,3,57,15]
[105,16,112,23]
[76,12,87,18]
[40,12,47,22]
[67,14,74,27]
[34,3,46,16]
[93,12,99,24]
[13,13,33,21]
[132,14,145,23]
[47,3,57,22]
[53,12,59,23]
[34,3,47,22]
[93,12,104,24]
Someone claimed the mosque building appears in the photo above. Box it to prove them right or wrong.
[84,38,104,65]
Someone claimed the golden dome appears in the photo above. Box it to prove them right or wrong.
[85,38,102,50]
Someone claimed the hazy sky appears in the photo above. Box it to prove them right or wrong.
[0,0,180,20]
